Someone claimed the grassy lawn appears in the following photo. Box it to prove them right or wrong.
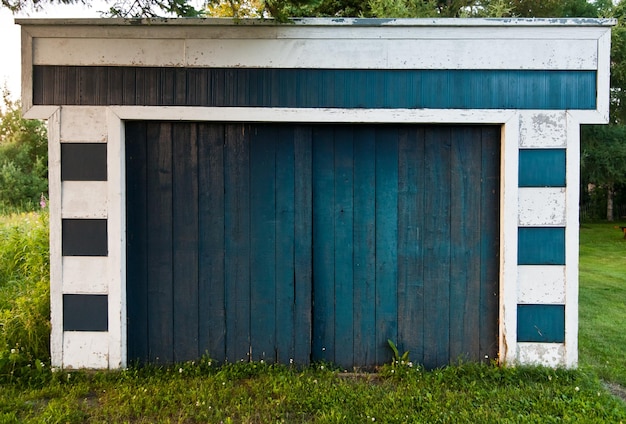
[0,214,625,423]
[579,222,626,388]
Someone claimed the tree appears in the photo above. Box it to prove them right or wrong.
[579,0,626,221]
[0,88,48,212]
[581,125,626,221]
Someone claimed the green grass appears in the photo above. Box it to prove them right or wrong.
[1,361,625,423]
[0,214,625,423]
[579,222,626,387]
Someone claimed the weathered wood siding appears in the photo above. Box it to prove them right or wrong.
[126,122,500,369]
[33,66,596,110]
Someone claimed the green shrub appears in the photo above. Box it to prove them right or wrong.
[0,212,51,383]
[0,89,48,213]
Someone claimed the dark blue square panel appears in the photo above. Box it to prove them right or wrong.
[63,294,108,332]
[61,143,107,181]
[518,227,565,265]
[62,219,108,256]
[519,149,566,187]
[517,304,565,343]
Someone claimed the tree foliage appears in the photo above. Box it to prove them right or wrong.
[0,89,48,212]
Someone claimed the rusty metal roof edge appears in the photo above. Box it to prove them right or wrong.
[15,17,617,27]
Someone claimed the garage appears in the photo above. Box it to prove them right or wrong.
[125,122,500,369]
[18,18,612,369]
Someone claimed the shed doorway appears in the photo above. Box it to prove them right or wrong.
[125,122,500,369]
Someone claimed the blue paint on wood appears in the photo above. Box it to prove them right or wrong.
[312,127,336,363]
[422,128,452,369]
[63,294,108,332]
[293,126,313,365]
[35,66,597,110]
[275,127,296,363]
[198,124,227,362]
[518,227,566,265]
[333,127,355,367]
[479,128,501,362]
[126,122,501,368]
[352,127,377,366]
[146,122,174,364]
[250,125,277,362]
[449,127,482,362]
[61,143,107,181]
[172,123,200,362]
[125,122,148,361]
[224,125,251,362]
[517,304,565,343]
[375,127,399,364]
[397,127,425,362]
[62,219,108,256]
[519,149,566,187]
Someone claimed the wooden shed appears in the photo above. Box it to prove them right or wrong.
[18,17,613,370]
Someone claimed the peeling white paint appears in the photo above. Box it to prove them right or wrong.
[518,187,566,226]
[517,342,566,367]
[519,111,567,148]
[518,265,566,304]
[60,106,108,143]
[62,331,109,369]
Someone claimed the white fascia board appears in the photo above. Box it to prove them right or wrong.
[107,106,516,124]
[32,36,599,71]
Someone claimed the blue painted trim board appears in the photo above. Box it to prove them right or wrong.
[517,304,565,343]
[34,66,597,110]
[519,149,566,187]
[518,227,566,265]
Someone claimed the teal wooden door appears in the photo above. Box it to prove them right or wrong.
[126,123,500,369]
[310,125,500,369]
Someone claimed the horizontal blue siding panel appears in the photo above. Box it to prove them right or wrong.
[519,149,566,187]
[518,227,565,265]
[517,304,565,343]
[34,66,597,110]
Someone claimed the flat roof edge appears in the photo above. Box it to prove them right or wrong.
[15,17,617,27]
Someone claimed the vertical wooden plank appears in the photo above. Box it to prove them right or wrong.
[449,127,482,362]
[352,126,376,367]
[275,126,296,363]
[108,67,124,105]
[312,126,335,363]
[122,68,136,106]
[65,66,79,105]
[125,121,148,363]
[172,123,200,362]
[143,68,161,106]
[422,127,451,369]
[198,123,226,362]
[161,68,175,106]
[480,126,501,362]
[333,126,354,369]
[146,122,174,364]
[249,124,277,362]
[397,126,425,364]
[375,127,399,365]
[224,124,251,362]
[293,126,313,365]
[175,68,187,106]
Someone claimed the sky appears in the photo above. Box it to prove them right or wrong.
[0,1,110,102]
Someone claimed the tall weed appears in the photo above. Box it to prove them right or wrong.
[0,211,50,382]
